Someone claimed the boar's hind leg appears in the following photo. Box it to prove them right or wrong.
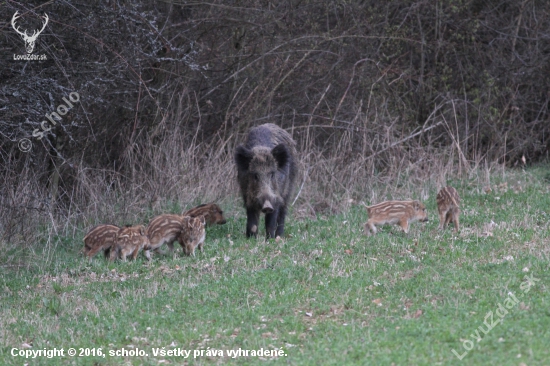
[109,246,119,262]
[275,205,287,237]
[265,208,279,239]
[144,249,152,261]
[246,208,260,238]
[131,247,141,260]
[87,244,106,258]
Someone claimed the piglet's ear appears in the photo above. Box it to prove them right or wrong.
[235,145,253,171]
[271,144,289,169]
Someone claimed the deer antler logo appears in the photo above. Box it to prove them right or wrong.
[11,11,49,54]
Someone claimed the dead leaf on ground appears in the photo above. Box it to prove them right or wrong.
[230,328,240,338]
[413,309,423,318]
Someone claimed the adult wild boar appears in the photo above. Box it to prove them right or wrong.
[235,123,298,238]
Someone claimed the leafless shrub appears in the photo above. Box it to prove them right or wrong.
[1,0,549,248]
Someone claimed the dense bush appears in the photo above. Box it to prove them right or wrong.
[1,0,549,243]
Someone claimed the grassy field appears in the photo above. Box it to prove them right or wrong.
[1,167,549,365]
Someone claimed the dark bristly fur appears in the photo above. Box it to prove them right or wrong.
[235,123,298,238]
[83,224,120,258]
[182,203,226,226]
[436,186,461,232]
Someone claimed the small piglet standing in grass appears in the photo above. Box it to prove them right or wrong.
[364,200,429,235]
[145,214,187,260]
[436,186,460,232]
[177,216,206,256]
[83,224,120,258]
[145,214,206,259]
[235,123,298,238]
[110,225,150,261]
[183,203,227,226]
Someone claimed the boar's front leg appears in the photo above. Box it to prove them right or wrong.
[265,208,279,239]
[246,208,260,238]
[275,205,287,237]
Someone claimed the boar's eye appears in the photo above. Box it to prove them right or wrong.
[269,172,275,179]
[254,173,260,180]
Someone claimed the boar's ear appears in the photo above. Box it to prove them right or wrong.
[235,145,253,171]
[182,216,190,224]
[271,144,289,169]
[181,216,191,228]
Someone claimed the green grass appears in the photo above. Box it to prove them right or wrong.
[1,167,550,365]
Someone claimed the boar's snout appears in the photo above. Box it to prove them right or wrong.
[262,200,274,214]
